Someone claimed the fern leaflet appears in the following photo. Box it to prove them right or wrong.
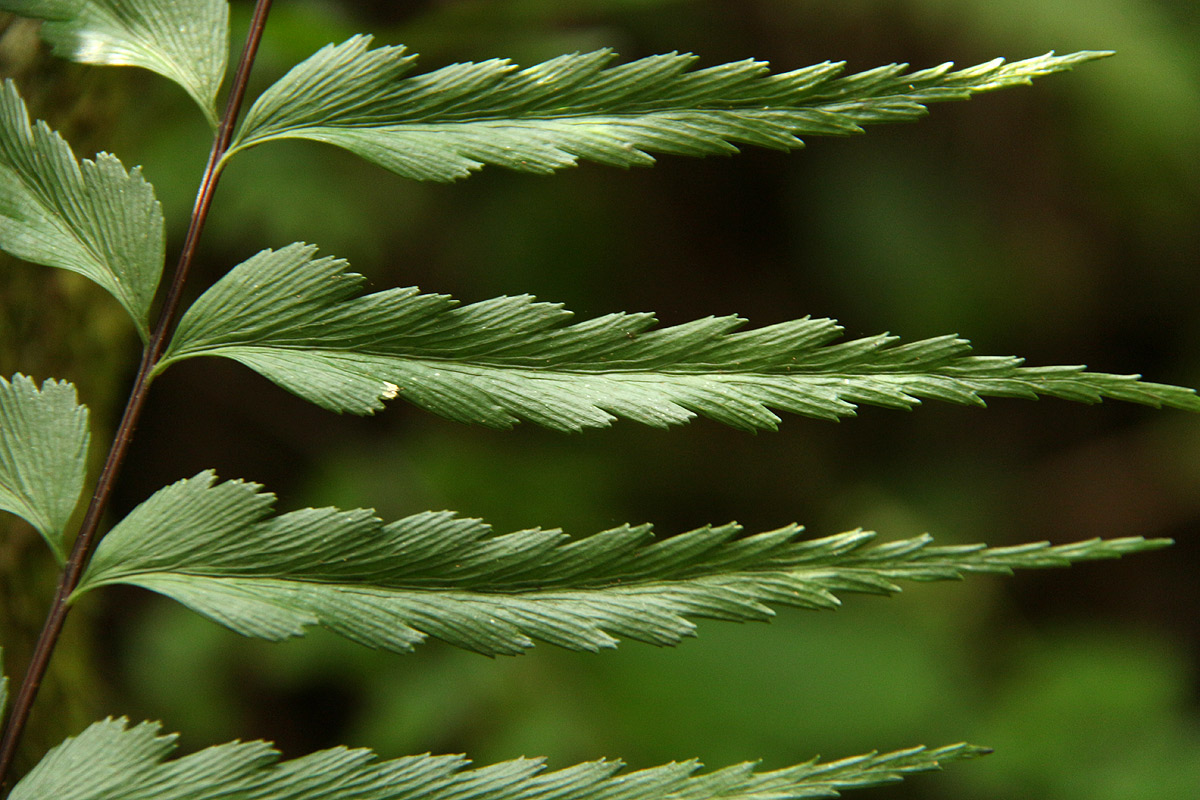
[75,472,1169,656]
[0,81,164,338]
[228,39,1109,181]
[0,374,89,561]
[157,244,1200,430]
[10,717,987,800]
[0,0,229,124]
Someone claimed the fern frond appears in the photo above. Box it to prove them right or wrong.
[76,472,1169,656]
[10,717,987,800]
[0,374,89,562]
[227,37,1109,181]
[0,0,229,124]
[0,81,164,338]
[158,244,1200,430]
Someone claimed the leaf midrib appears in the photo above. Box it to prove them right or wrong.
[238,93,920,141]
[166,343,1005,377]
[82,564,868,597]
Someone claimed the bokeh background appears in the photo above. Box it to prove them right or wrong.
[2,1,1199,798]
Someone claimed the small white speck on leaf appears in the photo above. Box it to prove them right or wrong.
[382,382,400,399]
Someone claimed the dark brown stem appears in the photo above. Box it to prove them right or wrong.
[0,0,275,790]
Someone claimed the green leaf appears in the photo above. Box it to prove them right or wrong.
[228,38,1108,181]
[10,717,987,800]
[0,374,89,562]
[0,80,165,338]
[0,647,7,719]
[8,719,277,800]
[0,0,229,124]
[159,244,1200,430]
[76,472,1169,656]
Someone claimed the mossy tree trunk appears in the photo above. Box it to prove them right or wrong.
[0,14,137,776]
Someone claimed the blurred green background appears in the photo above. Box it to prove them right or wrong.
[4,0,1200,798]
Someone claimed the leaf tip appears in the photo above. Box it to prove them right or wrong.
[1134,537,1174,552]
